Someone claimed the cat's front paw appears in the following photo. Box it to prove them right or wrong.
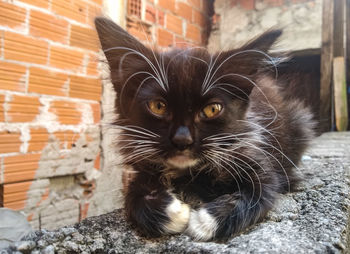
[163,197,190,234]
[185,208,218,241]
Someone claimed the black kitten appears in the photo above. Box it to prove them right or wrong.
[95,17,315,241]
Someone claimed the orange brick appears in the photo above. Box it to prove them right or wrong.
[0,2,26,29]
[175,36,191,49]
[166,13,183,35]
[28,67,69,96]
[87,1,103,27]
[3,154,41,184]
[94,153,100,169]
[86,53,99,76]
[239,0,255,9]
[145,4,156,23]
[186,23,201,43]
[158,10,165,26]
[70,76,102,101]
[30,10,69,44]
[176,2,192,21]
[28,128,49,152]
[70,25,99,51]
[90,103,100,123]
[50,45,85,72]
[5,200,25,210]
[0,131,21,153]
[53,130,80,148]
[0,94,5,122]
[193,9,207,27]
[3,181,32,194]
[157,28,173,47]
[49,101,82,125]
[4,32,49,65]
[0,62,26,92]
[7,95,41,123]
[188,0,201,9]
[159,0,175,12]
[20,0,49,8]
[52,0,87,23]
[90,0,103,5]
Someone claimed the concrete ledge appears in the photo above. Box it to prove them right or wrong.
[6,133,350,253]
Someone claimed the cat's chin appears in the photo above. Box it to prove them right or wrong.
[166,155,199,169]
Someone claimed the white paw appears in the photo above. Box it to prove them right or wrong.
[163,198,190,233]
[186,208,218,241]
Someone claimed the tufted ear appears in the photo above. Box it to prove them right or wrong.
[240,29,282,52]
[94,17,153,93]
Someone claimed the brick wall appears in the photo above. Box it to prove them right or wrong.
[125,0,211,48]
[0,0,102,229]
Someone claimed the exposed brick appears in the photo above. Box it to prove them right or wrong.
[70,76,101,101]
[4,200,26,210]
[0,131,21,154]
[0,62,26,92]
[0,94,5,122]
[3,154,41,184]
[166,13,183,35]
[30,10,69,44]
[86,53,99,76]
[188,0,201,9]
[94,153,100,169]
[193,9,207,27]
[4,32,49,65]
[175,36,191,48]
[90,0,103,5]
[70,25,99,51]
[176,2,192,21]
[157,28,173,47]
[28,128,49,152]
[90,103,100,123]
[127,20,152,42]
[186,23,201,43]
[29,67,69,96]
[49,101,82,125]
[3,181,32,195]
[239,0,255,9]
[52,0,87,23]
[50,45,85,72]
[0,2,26,29]
[145,4,156,23]
[19,0,49,8]
[7,95,41,123]
[53,130,80,148]
[158,10,165,26]
[87,2,103,27]
[158,0,175,12]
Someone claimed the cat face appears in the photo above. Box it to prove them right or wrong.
[95,18,281,169]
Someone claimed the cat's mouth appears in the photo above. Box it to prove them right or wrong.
[166,151,199,169]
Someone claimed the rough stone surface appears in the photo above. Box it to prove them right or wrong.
[208,0,322,52]
[3,132,350,253]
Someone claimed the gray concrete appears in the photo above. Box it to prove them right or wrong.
[208,0,322,53]
[4,132,350,253]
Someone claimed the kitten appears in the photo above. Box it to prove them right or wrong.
[95,17,315,241]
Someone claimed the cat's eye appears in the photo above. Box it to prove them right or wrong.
[201,103,223,119]
[147,100,167,116]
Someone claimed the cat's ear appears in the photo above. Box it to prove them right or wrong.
[95,17,152,92]
[240,29,282,52]
[212,30,282,99]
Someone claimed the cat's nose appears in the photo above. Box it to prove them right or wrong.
[172,126,194,150]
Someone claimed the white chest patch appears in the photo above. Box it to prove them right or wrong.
[163,197,190,234]
[186,208,218,241]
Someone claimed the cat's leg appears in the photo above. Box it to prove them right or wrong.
[186,189,276,241]
[124,170,190,237]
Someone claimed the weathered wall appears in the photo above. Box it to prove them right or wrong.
[208,0,322,52]
[0,0,103,230]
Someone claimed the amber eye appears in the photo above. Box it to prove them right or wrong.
[147,100,167,116]
[201,103,223,119]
